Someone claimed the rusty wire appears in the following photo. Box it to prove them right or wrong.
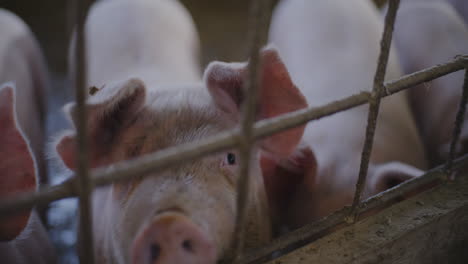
[349,0,401,220]
[445,69,468,174]
[0,56,466,216]
[231,0,272,261]
[73,0,95,263]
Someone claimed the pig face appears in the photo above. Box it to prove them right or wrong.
[55,48,308,263]
[0,83,37,241]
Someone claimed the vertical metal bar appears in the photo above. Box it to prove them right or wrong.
[74,0,95,263]
[445,69,468,174]
[348,0,401,221]
[231,0,271,261]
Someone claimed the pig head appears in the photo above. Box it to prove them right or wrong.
[0,84,56,264]
[54,48,308,264]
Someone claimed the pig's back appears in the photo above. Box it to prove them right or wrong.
[84,0,200,88]
[269,0,401,103]
[270,0,426,172]
[395,1,468,163]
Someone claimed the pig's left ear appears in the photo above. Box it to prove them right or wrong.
[0,84,37,241]
[205,47,308,157]
[55,78,146,170]
[370,162,423,195]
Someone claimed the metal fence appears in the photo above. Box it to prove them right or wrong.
[1,0,468,263]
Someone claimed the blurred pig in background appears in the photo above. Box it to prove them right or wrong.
[0,84,56,264]
[0,8,48,187]
[268,0,428,229]
[0,9,55,264]
[394,1,468,166]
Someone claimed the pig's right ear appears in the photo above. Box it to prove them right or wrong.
[204,47,308,158]
[56,78,146,170]
[0,84,37,241]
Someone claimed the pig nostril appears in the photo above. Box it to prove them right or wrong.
[182,239,193,253]
[150,243,161,261]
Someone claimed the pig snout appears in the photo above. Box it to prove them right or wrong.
[131,212,216,264]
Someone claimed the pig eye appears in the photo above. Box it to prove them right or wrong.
[226,153,236,165]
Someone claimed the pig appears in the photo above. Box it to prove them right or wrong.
[54,0,308,263]
[0,84,56,264]
[393,1,468,166]
[0,9,48,186]
[268,0,428,228]
[0,9,55,264]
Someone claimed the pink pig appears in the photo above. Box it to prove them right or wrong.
[268,0,428,228]
[0,9,54,264]
[394,1,468,166]
[55,0,308,263]
[0,84,56,264]
[0,9,48,185]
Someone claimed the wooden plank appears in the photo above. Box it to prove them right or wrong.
[267,172,468,264]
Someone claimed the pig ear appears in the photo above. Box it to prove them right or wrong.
[0,84,37,241]
[56,78,146,170]
[205,47,308,157]
[371,162,424,195]
[260,146,317,226]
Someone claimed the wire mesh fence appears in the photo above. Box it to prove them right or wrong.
[1,0,468,263]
